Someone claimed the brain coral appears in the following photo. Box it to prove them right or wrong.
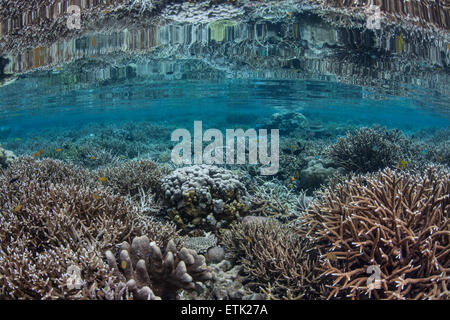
[303,167,449,299]
[161,165,250,234]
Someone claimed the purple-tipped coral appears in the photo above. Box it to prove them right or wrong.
[303,167,449,299]
[105,235,212,299]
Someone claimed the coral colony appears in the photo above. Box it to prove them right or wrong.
[0,0,449,302]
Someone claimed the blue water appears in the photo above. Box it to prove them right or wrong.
[0,75,448,144]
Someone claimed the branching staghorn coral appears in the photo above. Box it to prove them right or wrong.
[326,126,415,173]
[105,235,212,299]
[1,157,97,188]
[0,157,179,299]
[248,181,300,218]
[223,219,325,299]
[302,167,449,299]
[96,159,168,199]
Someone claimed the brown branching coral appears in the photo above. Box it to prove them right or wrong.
[1,157,96,188]
[0,157,179,299]
[96,159,168,199]
[302,167,449,300]
[222,219,325,299]
[105,235,212,300]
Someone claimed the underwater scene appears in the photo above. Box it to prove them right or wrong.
[0,0,449,301]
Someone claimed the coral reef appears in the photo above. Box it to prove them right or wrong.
[299,156,343,191]
[0,157,179,299]
[206,246,225,264]
[3,121,173,170]
[302,167,449,299]
[266,111,309,135]
[161,165,250,234]
[184,232,218,254]
[0,145,16,168]
[326,126,415,173]
[105,235,212,300]
[1,157,95,187]
[247,180,299,218]
[206,261,249,300]
[223,219,325,299]
[96,160,168,199]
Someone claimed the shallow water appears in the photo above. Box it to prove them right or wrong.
[1,0,450,301]
[1,75,448,143]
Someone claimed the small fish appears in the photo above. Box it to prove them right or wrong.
[92,193,101,200]
[326,252,338,262]
[14,204,23,212]
[291,176,295,181]
[289,184,294,190]
[295,171,300,179]
[121,260,127,270]
[55,148,62,152]
[291,145,297,151]
[14,137,22,141]
[32,149,44,157]
[90,156,96,160]
[421,149,427,156]
[372,145,379,151]
[315,155,320,160]
[395,34,404,53]
[287,11,293,18]
[398,159,407,169]
[246,236,252,244]
[98,176,108,183]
